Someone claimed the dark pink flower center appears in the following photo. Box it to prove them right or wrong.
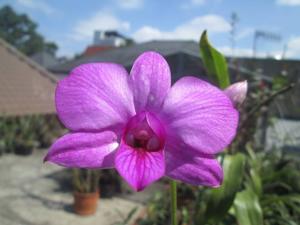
[123,112,165,152]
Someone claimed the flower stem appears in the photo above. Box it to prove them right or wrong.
[170,180,177,225]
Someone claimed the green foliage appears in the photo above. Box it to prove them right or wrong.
[136,191,171,225]
[196,154,245,224]
[0,116,36,154]
[233,188,263,225]
[272,74,289,91]
[72,169,100,193]
[245,145,263,196]
[0,5,58,56]
[199,30,230,89]
[259,150,300,225]
[114,207,138,225]
[0,115,63,155]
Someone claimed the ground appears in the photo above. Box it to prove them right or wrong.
[0,151,162,225]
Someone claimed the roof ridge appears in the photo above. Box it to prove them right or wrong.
[148,39,197,43]
[79,40,198,61]
[0,38,58,84]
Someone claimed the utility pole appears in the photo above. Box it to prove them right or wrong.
[230,12,239,57]
[282,44,287,60]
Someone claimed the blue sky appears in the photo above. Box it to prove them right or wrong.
[1,0,300,59]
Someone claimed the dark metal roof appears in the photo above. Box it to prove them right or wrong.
[228,57,300,79]
[50,40,200,73]
[50,40,271,82]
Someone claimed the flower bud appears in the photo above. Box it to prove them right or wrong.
[224,81,248,107]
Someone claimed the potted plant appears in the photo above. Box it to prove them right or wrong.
[72,169,100,216]
[13,116,38,155]
[33,115,64,149]
[99,170,122,197]
[14,138,37,155]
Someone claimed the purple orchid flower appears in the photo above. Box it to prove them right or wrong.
[45,51,241,191]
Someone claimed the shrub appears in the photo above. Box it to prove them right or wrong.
[0,114,64,155]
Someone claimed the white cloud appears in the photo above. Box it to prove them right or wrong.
[181,0,206,9]
[219,46,254,57]
[181,0,222,9]
[190,0,206,5]
[286,36,300,57]
[276,0,300,6]
[116,0,143,9]
[72,11,130,41]
[16,0,56,15]
[133,14,230,42]
[219,46,283,58]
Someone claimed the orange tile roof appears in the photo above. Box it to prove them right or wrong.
[83,45,114,57]
[0,38,57,117]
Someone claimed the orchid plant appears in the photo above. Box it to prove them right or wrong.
[44,31,247,224]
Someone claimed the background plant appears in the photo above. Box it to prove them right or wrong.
[0,115,64,155]
[72,169,100,193]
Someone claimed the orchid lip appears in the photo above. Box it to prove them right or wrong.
[123,111,165,152]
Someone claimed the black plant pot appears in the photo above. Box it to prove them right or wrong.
[14,144,34,155]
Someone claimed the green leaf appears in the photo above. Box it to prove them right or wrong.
[198,153,246,224]
[247,168,262,197]
[234,188,263,225]
[114,207,138,225]
[245,145,263,196]
[199,30,230,89]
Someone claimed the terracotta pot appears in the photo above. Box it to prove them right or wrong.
[73,191,99,216]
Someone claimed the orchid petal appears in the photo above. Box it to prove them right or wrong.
[56,63,135,132]
[166,149,223,187]
[224,80,248,107]
[161,76,239,154]
[130,51,171,113]
[44,131,118,168]
[165,142,223,187]
[115,142,165,191]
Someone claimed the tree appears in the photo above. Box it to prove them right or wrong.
[0,5,58,56]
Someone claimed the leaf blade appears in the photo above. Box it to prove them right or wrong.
[197,153,246,224]
[234,188,263,225]
[199,30,230,89]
